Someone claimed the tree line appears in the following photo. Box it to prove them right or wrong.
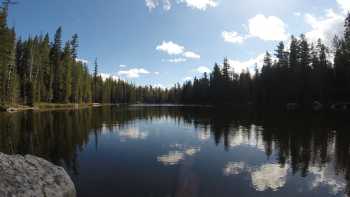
[2,0,350,109]
[0,1,171,106]
[169,14,350,109]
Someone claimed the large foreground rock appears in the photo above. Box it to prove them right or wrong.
[0,153,76,197]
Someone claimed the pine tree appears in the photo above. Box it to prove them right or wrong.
[261,52,273,105]
[51,27,63,102]
[289,36,299,70]
[299,34,311,72]
[93,58,98,102]
[334,13,350,101]
[71,34,79,60]
[210,63,222,104]
[0,2,17,103]
[5,28,17,103]
[222,57,230,81]
[62,41,72,102]
[275,42,288,68]
[40,34,52,102]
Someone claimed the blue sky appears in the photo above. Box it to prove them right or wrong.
[5,0,350,88]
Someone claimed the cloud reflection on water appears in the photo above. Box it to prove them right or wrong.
[223,162,246,176]
[118,127,148,141]
[157,151,185,166]
[157,145,200,166]
[251,164,289,191]
[309,165,346,195]
[228,125,265,151]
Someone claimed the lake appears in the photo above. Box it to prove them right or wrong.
[0,106,349,197]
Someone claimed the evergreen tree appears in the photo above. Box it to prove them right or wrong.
[40,34,52,102]
[0,1,17,103]
[71,34,79,60]
[93,58,99,102]
[275,42,288,68]
[210,63,222,104]
[51,27,63,102]
[61,41,72,102]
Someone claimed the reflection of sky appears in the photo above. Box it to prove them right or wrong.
[157,151,185,166]
[228,125,265,151]
[151,118,347,195]
[251,164,288,191]
[197,129,211,141]
[223,162,289,191]
[157,144,200,166]
[94,114,348,196]
[309,165,346,195]
[223,162,246,176]
[118,127,148,141]
[222,143,346,194]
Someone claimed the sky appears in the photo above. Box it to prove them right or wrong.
[5,0,350,88]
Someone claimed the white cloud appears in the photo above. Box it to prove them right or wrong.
[118,68,150,78]
[178,0,218,10]
[251,164,289,191]
[119,64,127,68]
[304,9,345,45]
[99,73,119,81]
[156,41,200,61]
[222,31,245,44]
[228,53,267,74]
[183,76,193,81]
[222,15,288,44]
[248,15,288,41]
[156,41,185,55]
[337,0,350,13]
[164,58,187,63]
[145,0,218,11]
[302,0,350,46]
[195,66,211,74]
[154,71,160,75]
[75,58,89,64]
[183,51,200,59]
[145,0,172,11]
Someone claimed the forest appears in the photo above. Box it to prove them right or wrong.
[1,0,350,110]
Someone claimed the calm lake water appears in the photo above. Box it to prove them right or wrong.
[0,106,350,197]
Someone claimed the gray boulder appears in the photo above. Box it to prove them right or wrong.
[0,153,76,197]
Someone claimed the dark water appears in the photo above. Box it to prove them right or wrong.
[0,106,350,197]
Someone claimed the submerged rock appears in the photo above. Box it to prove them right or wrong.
[0,153,76,197]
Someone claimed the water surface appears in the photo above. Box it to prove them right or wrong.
[0,106,349,197]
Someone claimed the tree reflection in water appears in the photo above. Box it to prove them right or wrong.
[0,106,350,196]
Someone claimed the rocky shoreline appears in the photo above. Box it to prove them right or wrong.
[0,153,76,197]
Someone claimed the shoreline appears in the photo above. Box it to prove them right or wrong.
[0,103,120,113]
